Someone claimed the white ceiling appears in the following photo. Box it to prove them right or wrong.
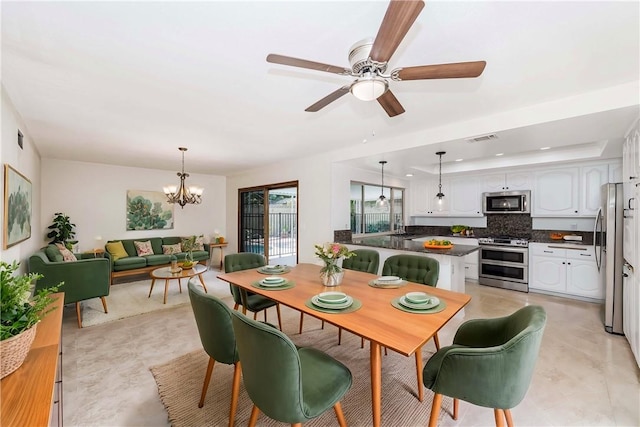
[2,1,639,178]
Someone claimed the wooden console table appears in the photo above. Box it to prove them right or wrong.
[208,242,228,270]
[1,292,64,427]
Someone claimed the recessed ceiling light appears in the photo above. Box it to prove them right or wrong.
[496,153,504,157]
[455,158,463,162]
[405,173,413,177]
[540,146,551,150]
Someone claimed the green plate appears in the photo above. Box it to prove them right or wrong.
[257,266,291,274]
[251,280,295,291]
[391,297,446,314]
[305,297,362,314]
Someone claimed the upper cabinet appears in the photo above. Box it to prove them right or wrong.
[409,178,450,216]
[449,176,482,216]
[532,168,580,216]
[579,164,609,216]
[481,172,532,193]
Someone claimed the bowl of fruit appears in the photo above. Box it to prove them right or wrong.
[423,239,453,249]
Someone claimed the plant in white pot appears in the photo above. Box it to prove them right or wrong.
[0,261,59,378]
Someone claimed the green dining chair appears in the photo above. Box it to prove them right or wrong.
[224,252,282,330]
[423,305,547,427]
[187,279,240,427]
[231,310,353,427]
[298,249,380,341]
[382,254,440,402]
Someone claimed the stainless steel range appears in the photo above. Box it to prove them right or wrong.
[478,236,529,292]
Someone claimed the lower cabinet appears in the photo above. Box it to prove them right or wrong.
[623,263,640,367]
[529,243,603,300]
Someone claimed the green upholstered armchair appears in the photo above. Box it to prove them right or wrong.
[224,252,282,330]
[29,247,110,328]
[187,279,240,426]
[382,253,440,402]
[423,305,547,427]
[231,310,352,426]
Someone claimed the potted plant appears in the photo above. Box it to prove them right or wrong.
[0,261,59,378]
[46,212,77,250]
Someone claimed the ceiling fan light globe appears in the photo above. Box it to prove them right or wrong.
[350,76,388,101]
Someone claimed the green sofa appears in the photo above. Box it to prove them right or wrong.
[104,236,210,284]
[29,247,111,328]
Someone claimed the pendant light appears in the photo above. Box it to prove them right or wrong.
[163,147,203,208]
[434,151,446,211]
[376,160,389,208]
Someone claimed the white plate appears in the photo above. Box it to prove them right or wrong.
[317,291,348,304]
[262,276,284,283]
[377,276,400,282]
[405,291,430,304]
[374,278,403,285]
[263,265,285,271]
[259,278,286,287]
[398,296,440,310]
[311,295,353,310]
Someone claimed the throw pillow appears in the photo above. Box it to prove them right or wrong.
[55,243,77,262]
[134,240,154,256]
[181,235,205,252]
[45,244,63,262]
[106,241,129,261]
[162,243,182,255]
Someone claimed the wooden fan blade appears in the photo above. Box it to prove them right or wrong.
[267,54,351,75]
[370,0,425,63]
[377,90,405,117]
[305,86,351,112]
[395,61,487,80]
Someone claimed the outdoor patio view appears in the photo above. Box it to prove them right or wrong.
[350,182,403,235]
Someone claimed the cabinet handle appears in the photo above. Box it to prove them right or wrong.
[567,262,571,265]
[574,210,578,213]
[623,273,629,278]
[543,250,553,253]
[580,253,591,257]
[630,176,638,180]
[629,198,636,210]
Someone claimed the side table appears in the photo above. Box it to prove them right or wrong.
[209,242,228,270]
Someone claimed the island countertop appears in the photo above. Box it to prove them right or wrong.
[350,235,480,257]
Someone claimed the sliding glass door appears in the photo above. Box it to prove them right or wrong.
[238,181,298,265]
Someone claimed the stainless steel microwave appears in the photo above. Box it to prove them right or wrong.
[482,190,531,214]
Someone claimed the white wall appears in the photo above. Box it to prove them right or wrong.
[41,159,226,252]
[1,87,42,270]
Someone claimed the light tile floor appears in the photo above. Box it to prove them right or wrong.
[61,273,640,426]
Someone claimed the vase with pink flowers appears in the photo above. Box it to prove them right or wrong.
[314,242,356,287]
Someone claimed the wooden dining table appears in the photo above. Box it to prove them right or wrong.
[217,263,471,427]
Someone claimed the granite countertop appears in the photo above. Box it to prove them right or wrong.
[350,235,480,257]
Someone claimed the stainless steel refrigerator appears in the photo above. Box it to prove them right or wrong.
[595,183,624,334]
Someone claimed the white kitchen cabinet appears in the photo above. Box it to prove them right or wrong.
[413,236,479,281]
[529,243,603,300]
[409,179,430,216]
[623,263,640,367]
[481,172,532,192]
[409,178,452,216]
[532,168,580,216]
[449,176,483,217]
[579,164,609,216]
[608,160,623,183]
[622,127,639,183]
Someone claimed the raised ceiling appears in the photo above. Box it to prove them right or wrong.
[2,1,638,177]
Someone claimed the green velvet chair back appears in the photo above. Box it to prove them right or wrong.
[187,279,238,365]
[342,249,380,274]
[231,311,352,424]
[224,253,267,305]
[423,305,547,409]
[382,254,439,286]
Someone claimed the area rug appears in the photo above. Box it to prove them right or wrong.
[150,319,451,426]
[81,270,231,327]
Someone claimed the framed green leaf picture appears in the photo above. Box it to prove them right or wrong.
[126,190,174,230]
[3,164,32,249]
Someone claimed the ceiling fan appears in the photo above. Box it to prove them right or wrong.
[266,0,486,117]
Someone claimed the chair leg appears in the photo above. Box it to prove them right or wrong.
[229,362,241,427]
[414,348,424,402]
[198,357,215,408]
[291,424,302,427]
[178,278,182,293]
[428,393,443,427]
[276,304,283,331]
[263,309,267,322]
[248,405,260,427]
[334,401,347,427]
[361,337,364,348]
[233,303,239,311]
[434,333,440,350]
[453,398,459,420]
[298,313,304,334]
[100,296,108,313]
[504,409,514,427]
[338,328,342,345]
[253,311,258,320]
[493,409,505,427]
[321,320,325,329]
[75,302,82,328]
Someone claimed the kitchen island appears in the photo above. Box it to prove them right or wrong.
[348,235,480,293]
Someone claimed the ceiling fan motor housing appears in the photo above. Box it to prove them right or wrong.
[348,38,387,75]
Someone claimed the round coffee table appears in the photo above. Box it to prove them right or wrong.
[149,264,208,304]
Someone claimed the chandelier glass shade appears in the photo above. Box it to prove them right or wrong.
[350,73,388,101]
[163,147,203,208]
[434,151,446,211]
[376,160,389,209]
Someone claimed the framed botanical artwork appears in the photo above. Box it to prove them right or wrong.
[3,164,32,249]
[126,190,174,230]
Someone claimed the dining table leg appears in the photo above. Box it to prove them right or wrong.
[370,340,382,427]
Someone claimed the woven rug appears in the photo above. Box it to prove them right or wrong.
[80,270,230,327]
[150,315,451,426]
